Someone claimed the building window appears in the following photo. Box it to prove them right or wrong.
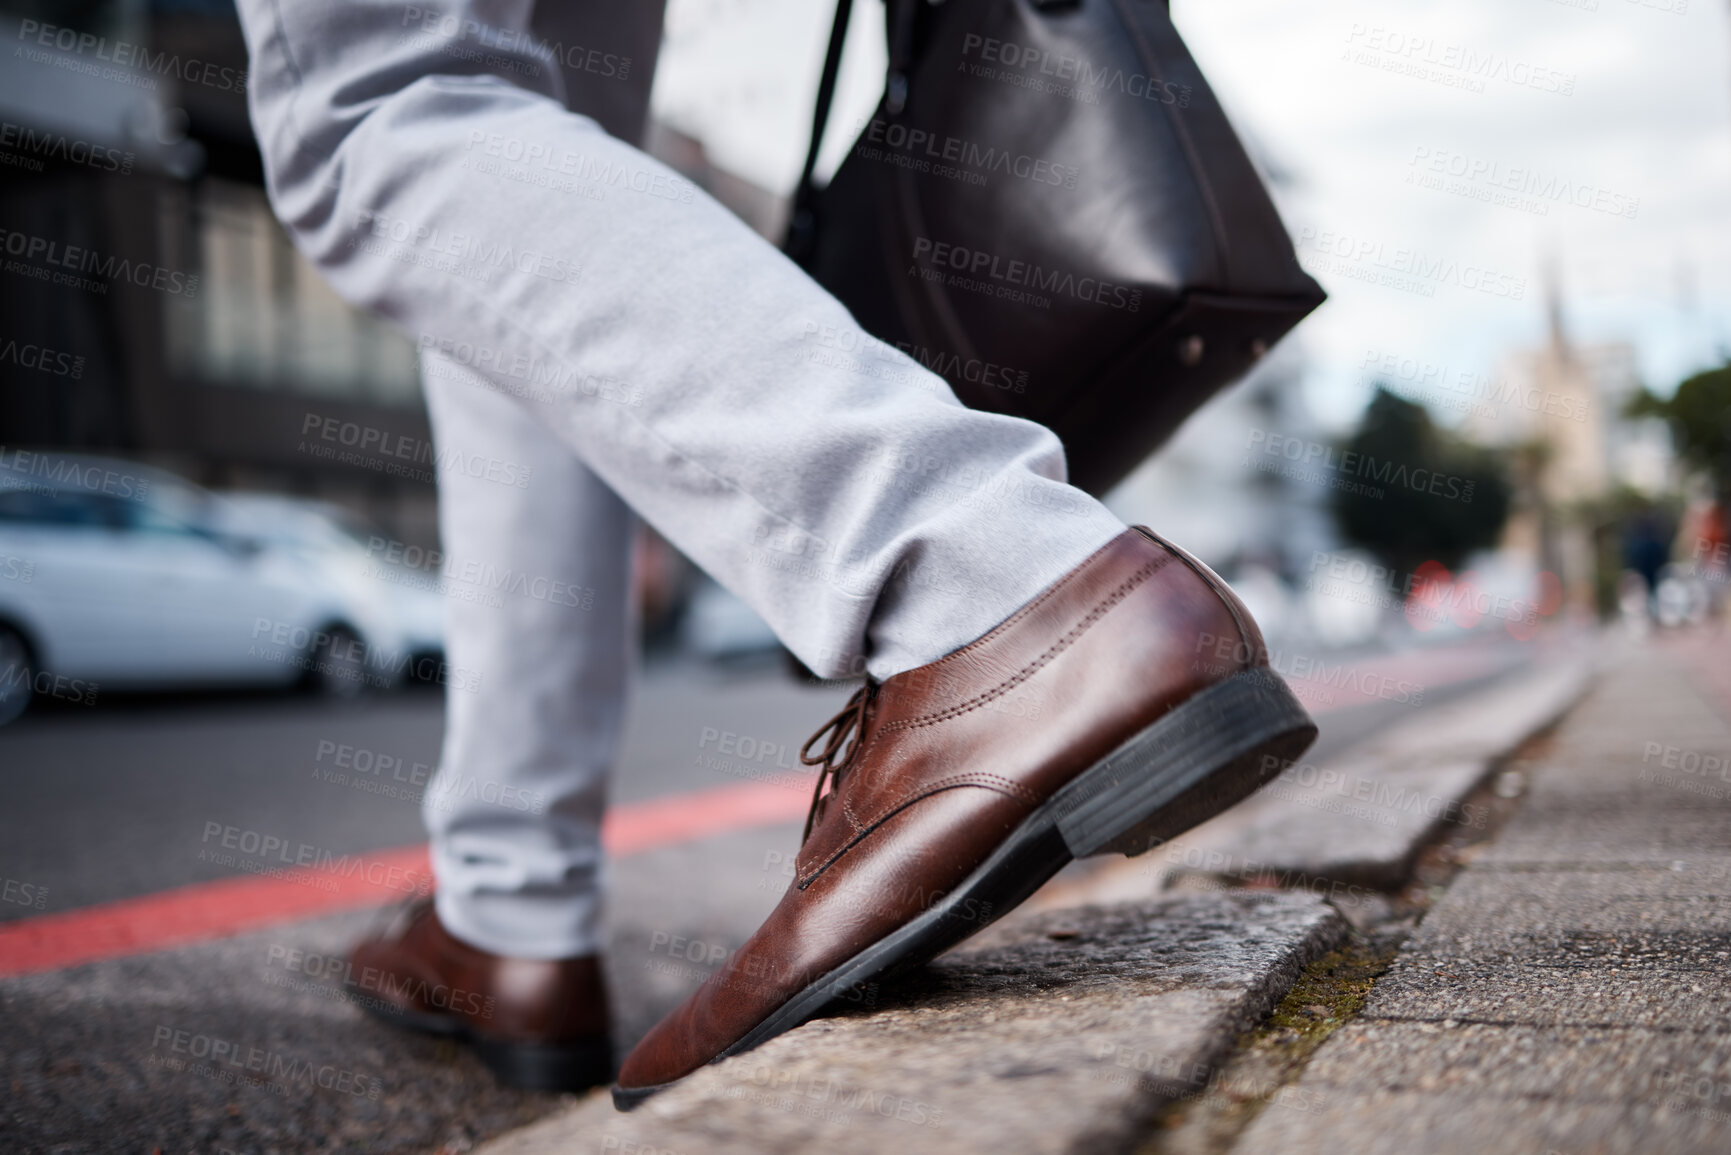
[163,178,420,406]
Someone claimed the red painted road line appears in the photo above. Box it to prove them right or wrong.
[0,847,435,980]
[0,780,811,978]
[0,645,1535,978]
[603,776,811,857]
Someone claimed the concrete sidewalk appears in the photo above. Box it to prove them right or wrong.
[474,892,1349,1155]
[464,646,1610,1155]
[14,634,1707,1155]
[1230,634,1731,1154]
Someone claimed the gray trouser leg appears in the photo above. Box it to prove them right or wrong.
[422,355,633,958]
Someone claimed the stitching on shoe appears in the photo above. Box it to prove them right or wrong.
[911,532,1129,674]
[798,776,1039,888]
[857,772,1042,827]
[882,552,1174,733]
[822,770,1036,864]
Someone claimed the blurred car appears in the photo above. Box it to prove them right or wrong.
[0,455,439,724]
[212,493,446,672]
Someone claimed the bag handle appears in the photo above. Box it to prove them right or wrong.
[784,0,856,260]
[785,0,1099,259]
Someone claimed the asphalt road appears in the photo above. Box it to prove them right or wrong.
[0,656,848,920]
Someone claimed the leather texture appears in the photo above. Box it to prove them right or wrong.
[794,0,1325,495]
[348,902,610,1044]
[616,526,1269,1091]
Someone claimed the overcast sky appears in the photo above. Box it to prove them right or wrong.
[650,0,1731,431]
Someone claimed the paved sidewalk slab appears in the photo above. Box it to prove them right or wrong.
[1243,1019,1731,1154]
[1477,808,1731,869]
[1231,640,1731,1155]
[1414,866,1731,939]
[1298,1019,1731,1102]
[1225,1090,1729,1155]
[1161,659,1592,891]
[1365,957,1731,1033]
[474,892,1347,1155]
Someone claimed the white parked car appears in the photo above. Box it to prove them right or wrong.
[212,493,446,672]
[0,456,442,725]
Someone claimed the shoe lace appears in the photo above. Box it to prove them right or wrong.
[799,682,874,845]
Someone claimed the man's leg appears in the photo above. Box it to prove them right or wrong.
[234,0,1127,682]
[420,354,634,960]
[344,353,627,1091]
[339,1,662,1092]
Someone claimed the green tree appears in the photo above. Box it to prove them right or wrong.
[1330,389,1513,580]
[1627,362,1731,506]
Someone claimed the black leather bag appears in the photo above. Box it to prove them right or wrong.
[786,0,1325,495]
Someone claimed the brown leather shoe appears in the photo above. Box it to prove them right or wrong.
[346,901,613,1092]
[614,527,1316,1107]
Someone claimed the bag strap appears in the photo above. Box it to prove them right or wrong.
[784,0,855,259]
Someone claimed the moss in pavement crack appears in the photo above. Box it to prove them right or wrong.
[1262,936,1395,1047]
[1139,934,1400,1155]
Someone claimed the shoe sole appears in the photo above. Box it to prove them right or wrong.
[613,666,1315,1109]
[352,992,614,1094]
